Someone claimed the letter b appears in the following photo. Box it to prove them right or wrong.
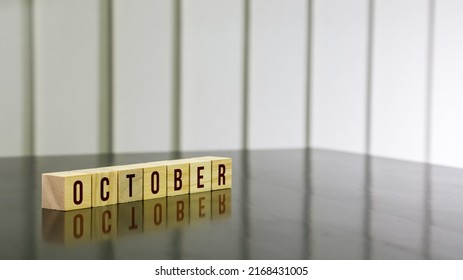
[174,169,182,191]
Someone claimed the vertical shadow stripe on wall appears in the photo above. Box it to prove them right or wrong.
[173,0,182,153]
[306,0,313,148]
[100,0,113,154]
[365,0,374,156]
[242,0,250,150]
[425,0,435,163]
[26,0,35,156]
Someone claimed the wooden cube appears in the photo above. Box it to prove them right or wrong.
[142,162,167,200]
[42,171,92,211]
[115,165,143,204]
[167,195,190,228]
[166,160,190,197]
[92,205,118,240]
[143,197,167,232]
[118,201,143,236]
[42,208,92,244]
[212,189,232,220]
[210,157,232,190]
[189,159,212,194]
[84,168,118,207]
[190,192,211,225]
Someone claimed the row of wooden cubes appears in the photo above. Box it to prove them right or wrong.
[42,156,232,211]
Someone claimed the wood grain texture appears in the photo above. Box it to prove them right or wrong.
[212,189,231,220]
[141,162,167,200]
[42,171,92,211]
[143,198,167,232]
[116,166,143,204]
[167,195,190,228]
[166,161,190,197]
[190,192,211,225]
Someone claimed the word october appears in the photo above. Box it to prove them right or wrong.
[42,156,232,211]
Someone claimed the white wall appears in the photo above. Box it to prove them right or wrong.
[181,0,243,151]
[34,0,102,155]
[430,0,463,168]
[113,0,174,153]
[0,0,32,157]
[248,0,307,149]
[370,0,429,163]
[3,0,463,169]
[311,0,368,154]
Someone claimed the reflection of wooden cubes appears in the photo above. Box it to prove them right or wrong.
[42,171,92,211]
[42,208,92,245]
[212,189,232,220]
[116,165,143,204]
[166,161,190,197]
[189,159,211,194]
[190,192,211,225]
[143,197,167,232]
[167,195,189,228]
[92,205,118,240]
[142,162,167,200]
[118,201,143,237]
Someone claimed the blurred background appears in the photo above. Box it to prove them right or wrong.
[1,0,462,169]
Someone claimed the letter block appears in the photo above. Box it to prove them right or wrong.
[115,165,143,204]
[205,157,232,191]
[142,162,167,200]
[42,171,92,211]
[166,161,190,197]
[189,159,212,194]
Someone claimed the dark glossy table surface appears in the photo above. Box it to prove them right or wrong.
[1,149,463,260]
